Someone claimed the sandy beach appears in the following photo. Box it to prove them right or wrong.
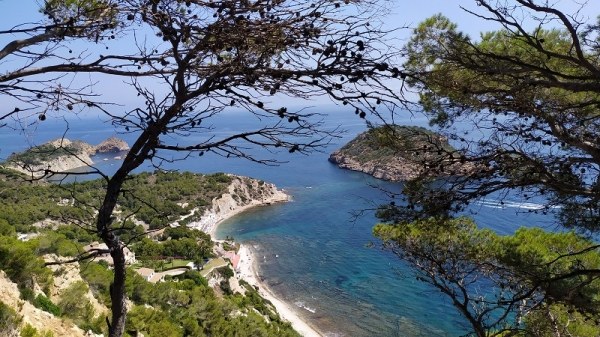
[237,244,323,337]
[204,185,323,337]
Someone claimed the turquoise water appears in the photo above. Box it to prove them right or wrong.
[0,111,552,336]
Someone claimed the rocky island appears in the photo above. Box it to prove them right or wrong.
[329,125,474,181]
[3,137,129,177]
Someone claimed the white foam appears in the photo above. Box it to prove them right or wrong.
[294,301,317,313]
[476,199,560,210]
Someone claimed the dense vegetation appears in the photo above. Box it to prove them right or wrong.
[334,125,455,165]
[0,0,406,334]
[6,142,89,166]
[330,125,471,181]
[133,230,212,262]
[0,169,232,232]
[375,3,600,336]
[0,167,299,337]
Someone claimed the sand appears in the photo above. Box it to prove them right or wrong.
[236,245,323,337]
[207,188,323,337]
[205,182,290,237]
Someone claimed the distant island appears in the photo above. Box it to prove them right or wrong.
[3,137,129,177]
[329,125,474,181]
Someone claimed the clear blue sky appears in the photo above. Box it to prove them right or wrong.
[1,0,599,114]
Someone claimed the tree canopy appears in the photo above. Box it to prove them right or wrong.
[395,4,600,229]
[374,1,600,336]
[2,1,406,336]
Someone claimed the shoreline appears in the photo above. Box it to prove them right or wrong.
[206,187,324,337]
[207,185,290,238]
[236,244,323,337]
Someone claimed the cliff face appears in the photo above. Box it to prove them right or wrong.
[4,137,129,177]
[187,175,289,236]
[0,271,88,337]
[329,125,475,182]
[329,150,423,181]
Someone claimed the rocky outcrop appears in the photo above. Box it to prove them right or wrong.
[0,270,87,337]
[3,136,129,177]
[329,125,475,182]
[187,175,289,236]
[93,137,129,154]
[329,151,424,181]
[44,255,109,317]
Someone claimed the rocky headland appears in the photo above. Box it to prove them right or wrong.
[3,137,129,177]
[185,175,289,236]
[329,125,475,181]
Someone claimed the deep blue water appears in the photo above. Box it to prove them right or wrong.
[0,110,552,336]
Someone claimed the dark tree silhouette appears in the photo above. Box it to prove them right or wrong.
[375,1,600,336]
[3,1,406,336]
[0,0,166,128]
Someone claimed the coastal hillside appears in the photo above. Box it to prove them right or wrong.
[329,125,473,181]
[0,168,297,337]
[3,137,129,177]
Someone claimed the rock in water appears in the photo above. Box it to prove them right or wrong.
[329,125,475,181]
[2,136,130,177]
[94,137,130,154]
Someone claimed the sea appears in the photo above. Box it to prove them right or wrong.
[0,108,553,336]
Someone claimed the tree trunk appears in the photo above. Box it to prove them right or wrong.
[108,246,127,337]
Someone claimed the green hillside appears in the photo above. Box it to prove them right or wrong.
[0,169,299,337]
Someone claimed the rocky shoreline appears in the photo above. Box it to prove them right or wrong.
[187,175,290,236]
[3,137,129,177]
[329,125,475,182]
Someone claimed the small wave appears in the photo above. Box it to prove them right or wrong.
[476,200,560,210]
[294,301,316,313]
[324,332,346,337]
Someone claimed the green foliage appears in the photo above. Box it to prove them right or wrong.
[0,236,52,291]
[175,270,208,287]
[221,241,238,252]
[119,171,231,228]
[36,231,82,257]
[0,168,297,336]
[374,218,600,335]
[20,324,55,337]
[219,280,232,295]
[133,233,213,263]
[6,143,85,166]
[126,306,183,337]
[55,225,96,244]
[19,324,38,337]
[0,219,16,237]
[164,226,208,241]
[58,281,89,316]
[0,300,21,336]
[392,10,600,334]
[338,125,453,164]
[33,294,61,316]
[121,264,300,337]
[217,266,234,279]
[332,124,466,181]
[19,287,35,302]
[0,169,231,232]
[79,262,113,305]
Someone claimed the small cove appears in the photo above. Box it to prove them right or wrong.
[1,111,553,336]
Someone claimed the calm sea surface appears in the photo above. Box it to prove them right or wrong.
[0,109,551,336]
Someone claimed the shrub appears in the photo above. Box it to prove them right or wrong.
[33,294,61,316]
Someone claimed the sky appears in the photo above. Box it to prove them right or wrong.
[1,0,600,121]
[6,1,598,53]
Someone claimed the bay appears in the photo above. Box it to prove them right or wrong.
[0,109,552,336]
